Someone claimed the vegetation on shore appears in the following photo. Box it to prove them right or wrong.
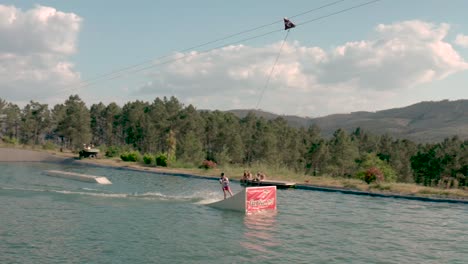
[2,143,467,200]
[0,95,467,200]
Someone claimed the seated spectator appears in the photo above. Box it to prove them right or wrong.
[247,171,253,180]
[254,172,261,182]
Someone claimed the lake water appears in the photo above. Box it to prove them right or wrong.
[1,162,467,264]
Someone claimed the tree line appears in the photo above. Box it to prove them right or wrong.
[0,95,467,188]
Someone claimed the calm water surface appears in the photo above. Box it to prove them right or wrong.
[1,162,467,264]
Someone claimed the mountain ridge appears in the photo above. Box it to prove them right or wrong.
[228,99,468,143]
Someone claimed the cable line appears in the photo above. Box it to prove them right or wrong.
[66,28,284,93]
[68,0,383,92]
[298,0,382,27]
[67,0,347,90]
[256,29,291,110]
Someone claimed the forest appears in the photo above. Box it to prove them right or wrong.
[1,95,467,188]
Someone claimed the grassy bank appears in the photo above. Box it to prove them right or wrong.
[75,153,468,200]
[2,144,467,200]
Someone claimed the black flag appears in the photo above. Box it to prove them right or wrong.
[284,17,295,30]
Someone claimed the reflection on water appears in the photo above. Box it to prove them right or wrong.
[241,212,281,255]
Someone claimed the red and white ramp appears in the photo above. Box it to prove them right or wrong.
[207,186,277,214]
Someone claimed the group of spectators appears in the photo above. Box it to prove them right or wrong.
[241,170,267,182]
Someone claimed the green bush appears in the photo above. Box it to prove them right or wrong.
[106,146,122,158]
[120,151,141,162]
[357,153,397,183]
[156,153,168,167]
[129,151,141,162]
[120,152,129,161]
[143,153,155,165]
[2,136,18,145]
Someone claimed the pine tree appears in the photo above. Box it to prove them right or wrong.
[327,129,359,177]
[56,95,91,150]
[2,103,21,140]
[104,102,122,146]
[90,102,106,146]
[20,101,50,145]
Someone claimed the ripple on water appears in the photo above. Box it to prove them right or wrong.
[1,163,467,263]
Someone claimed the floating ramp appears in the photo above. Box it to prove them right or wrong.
[240,179,296,189]
[44,170,112,185]
[207,186,276,214]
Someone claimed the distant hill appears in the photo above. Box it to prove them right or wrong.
[227,109,310,128]
[228,99,468,143]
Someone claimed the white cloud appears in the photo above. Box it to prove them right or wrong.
[136,20,468,116]
[455,34,468,48]
[317,21,467,90]
[0,5,81,103]
[1,9,467,117]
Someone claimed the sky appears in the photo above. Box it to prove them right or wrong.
[1,0,468,117]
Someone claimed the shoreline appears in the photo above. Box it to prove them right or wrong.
[0,147,71,162]
[1,146,467,204]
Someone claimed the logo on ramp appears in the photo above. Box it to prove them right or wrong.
[246,186,277,214]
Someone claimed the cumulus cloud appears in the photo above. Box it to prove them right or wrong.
[1,9,467,117]
[136,20,468,116]
[455,34,468,48]
[318,21,467,90]
[0,5,81,103]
